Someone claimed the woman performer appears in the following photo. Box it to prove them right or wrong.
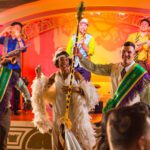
[31,48,99,150]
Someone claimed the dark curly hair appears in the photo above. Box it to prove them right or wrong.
[54,51,72,68]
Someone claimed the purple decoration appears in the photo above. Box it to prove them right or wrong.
[118,73,150,107]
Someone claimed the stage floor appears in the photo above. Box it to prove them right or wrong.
[11,110,102,123]
[11,110,33,121]
[9,110,52,150]
[8,110,102,150]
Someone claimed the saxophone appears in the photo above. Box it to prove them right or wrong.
[0,44,30,65]
[0,56,17,65]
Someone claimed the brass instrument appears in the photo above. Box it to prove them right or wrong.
[0,56,17,65]
[0,43,30,65]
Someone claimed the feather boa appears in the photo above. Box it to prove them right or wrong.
[31,74,52,134]
[71,80,99,150]
[80,80,99,110]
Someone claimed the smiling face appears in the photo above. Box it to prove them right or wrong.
[79,22,88,35]
[121,45,135,67]
[58,56,70,72]
[139,21,149,32]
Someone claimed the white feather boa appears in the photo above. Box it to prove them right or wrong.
[71,80,99,150]
[31,74,52,134]
[80,80,99,110]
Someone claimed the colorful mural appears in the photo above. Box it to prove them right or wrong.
[21,12,150,86]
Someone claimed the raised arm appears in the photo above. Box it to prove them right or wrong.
[35,65,42,78]
[0,26,12,37]
[31,65,53,133]
[79,56,112,76]
[35,65,55,90]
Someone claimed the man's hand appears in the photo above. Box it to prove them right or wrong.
[78,38,84,45]
[74,47,82,58]
[74,71,84,81]
[135,42,143,51]
[35,65,42,78]
[0,26,12,37]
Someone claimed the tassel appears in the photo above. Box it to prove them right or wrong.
[60,112,72,130]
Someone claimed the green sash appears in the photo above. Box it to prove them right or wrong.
[103,63,147,113]
[0,67,12,102]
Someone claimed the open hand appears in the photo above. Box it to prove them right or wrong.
[35,65,42,78]
[135,42,142,51]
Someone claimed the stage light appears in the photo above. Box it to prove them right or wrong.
[90,12,94,16]
[118,12,126,16]
[95,12,101,15]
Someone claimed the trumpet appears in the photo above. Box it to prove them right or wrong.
[0,56,17,65]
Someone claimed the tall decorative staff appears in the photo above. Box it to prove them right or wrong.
[60,1,85,129]
[59,1,85,148]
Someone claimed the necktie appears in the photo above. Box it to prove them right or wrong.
[121,68,126,78]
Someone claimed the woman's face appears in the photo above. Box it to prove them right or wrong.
[58,56,70,72]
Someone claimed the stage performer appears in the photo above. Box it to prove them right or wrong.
[66,18,95,81]
[77,41,150,150]
[127,18,150,74]
[31,48,99,150]
[0,21,30,115]
[0,66,31,150]
[77,41,150,110]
